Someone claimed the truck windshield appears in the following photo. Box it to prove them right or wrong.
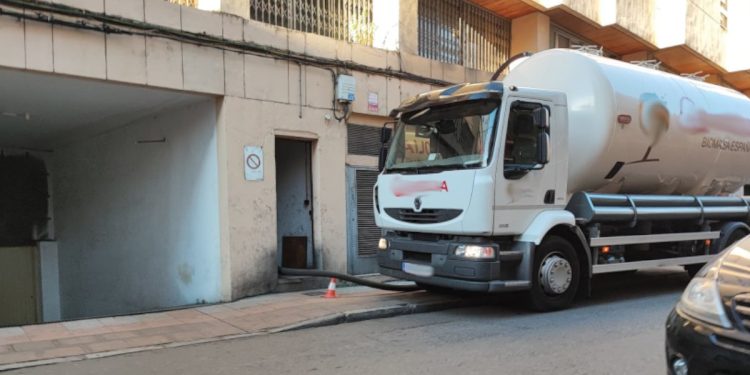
[384,100,500,173]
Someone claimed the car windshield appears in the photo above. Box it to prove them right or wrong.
[384,100,500,173]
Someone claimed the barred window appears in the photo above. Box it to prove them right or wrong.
[418,0,510,72]
[250,0,374,46]
[169,0,197,7]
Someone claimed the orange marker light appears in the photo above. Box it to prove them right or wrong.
[705,239,712,247]
[601,246,611,254]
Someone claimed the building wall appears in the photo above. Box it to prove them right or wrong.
[52,100,221,319]
[217,96,348,298]
[0,0,496,307]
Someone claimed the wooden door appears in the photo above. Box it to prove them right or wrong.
[0,247,39,326]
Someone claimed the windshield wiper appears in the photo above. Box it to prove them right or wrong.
[385,166,423,174]
[386,161,482,174]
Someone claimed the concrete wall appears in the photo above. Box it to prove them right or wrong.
[217,96,348,298]
[0,0,499,305]
[52,100,221,319]
[511,12,551,55]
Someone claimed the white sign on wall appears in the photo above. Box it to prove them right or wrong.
[244,146,264,181]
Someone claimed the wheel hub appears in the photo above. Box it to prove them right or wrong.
[539,254,572,295]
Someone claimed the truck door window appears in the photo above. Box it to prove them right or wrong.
[504,102,548,179]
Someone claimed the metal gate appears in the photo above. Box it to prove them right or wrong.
[346,167,380,274]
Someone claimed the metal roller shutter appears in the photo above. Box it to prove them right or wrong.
[355,169,380,256]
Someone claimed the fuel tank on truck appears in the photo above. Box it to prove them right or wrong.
[503,49,750,196]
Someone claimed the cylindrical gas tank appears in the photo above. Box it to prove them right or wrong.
[503,49,750,196]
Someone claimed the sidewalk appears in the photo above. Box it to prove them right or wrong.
[0,284,479,371]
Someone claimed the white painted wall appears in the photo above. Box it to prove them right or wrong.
[52,100,221,319]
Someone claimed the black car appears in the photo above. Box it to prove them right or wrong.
[666,236,750,375]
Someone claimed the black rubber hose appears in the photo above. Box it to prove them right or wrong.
[490,51,533,81]
[279,267,422,292]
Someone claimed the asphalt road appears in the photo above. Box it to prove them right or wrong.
[10,268,690,375]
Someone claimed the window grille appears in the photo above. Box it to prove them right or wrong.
[347,124,381,157]
[250,0,374,46]
[168,0,197,7]
[417,0,510,72]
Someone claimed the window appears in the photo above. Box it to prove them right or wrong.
[504,102,549,179]
[384,100,500,173]
[250,0,374,46]
[551,27,587,49]
[551,25,618,59]
[417,0,510,72]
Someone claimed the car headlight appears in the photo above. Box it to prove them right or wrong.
[678,275,732,329]
[454,245,495,259]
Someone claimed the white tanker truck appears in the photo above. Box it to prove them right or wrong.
[374,49,750,310]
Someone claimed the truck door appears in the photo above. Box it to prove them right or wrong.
[493,98,560,235]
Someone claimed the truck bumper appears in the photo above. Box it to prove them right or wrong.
[377,233,531,293]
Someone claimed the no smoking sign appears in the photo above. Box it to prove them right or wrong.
[243,146,263,181]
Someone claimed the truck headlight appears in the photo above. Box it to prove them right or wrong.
[454,245,495,259]
[678,274,731,329]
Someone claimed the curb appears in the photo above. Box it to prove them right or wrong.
[273,297,481,333]
[0,297,477,372]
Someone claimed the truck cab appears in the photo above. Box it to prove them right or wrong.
[375,82,574,309]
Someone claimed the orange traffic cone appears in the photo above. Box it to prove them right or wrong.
[323,277,337,298]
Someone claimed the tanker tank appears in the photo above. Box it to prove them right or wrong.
[503,49,750,196]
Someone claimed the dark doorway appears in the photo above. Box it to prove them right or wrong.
[0,153,48,246]
[0,153,47,326]
[275,139,314,269]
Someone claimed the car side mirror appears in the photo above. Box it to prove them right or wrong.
[533,107,549,129]
[538,132,549,165]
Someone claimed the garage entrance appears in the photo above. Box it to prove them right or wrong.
[0,67,222,325]
[275,138,315,269]
[0,154,48,325]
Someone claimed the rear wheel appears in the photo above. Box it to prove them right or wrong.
[528,236,580,311]
[685,226,747,277]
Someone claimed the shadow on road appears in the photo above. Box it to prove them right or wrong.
[421,267,691,316]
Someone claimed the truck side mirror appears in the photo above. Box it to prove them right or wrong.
[378,146,388,172]
[380,126,392,143]
[533,107,549,129]
[537,132,550,165]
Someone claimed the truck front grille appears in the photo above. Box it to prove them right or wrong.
[384,208,462,224]
[732,293,750,331]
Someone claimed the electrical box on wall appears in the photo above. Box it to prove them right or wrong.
[336,74,356,103]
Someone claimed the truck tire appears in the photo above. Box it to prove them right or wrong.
[528,236,580,311]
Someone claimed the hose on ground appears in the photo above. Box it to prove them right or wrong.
[279,267,422,292]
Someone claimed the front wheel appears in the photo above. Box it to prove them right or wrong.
[528,236,580,311]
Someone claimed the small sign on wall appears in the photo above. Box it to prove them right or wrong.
[244,146,263,181]
[368,92,379,112]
